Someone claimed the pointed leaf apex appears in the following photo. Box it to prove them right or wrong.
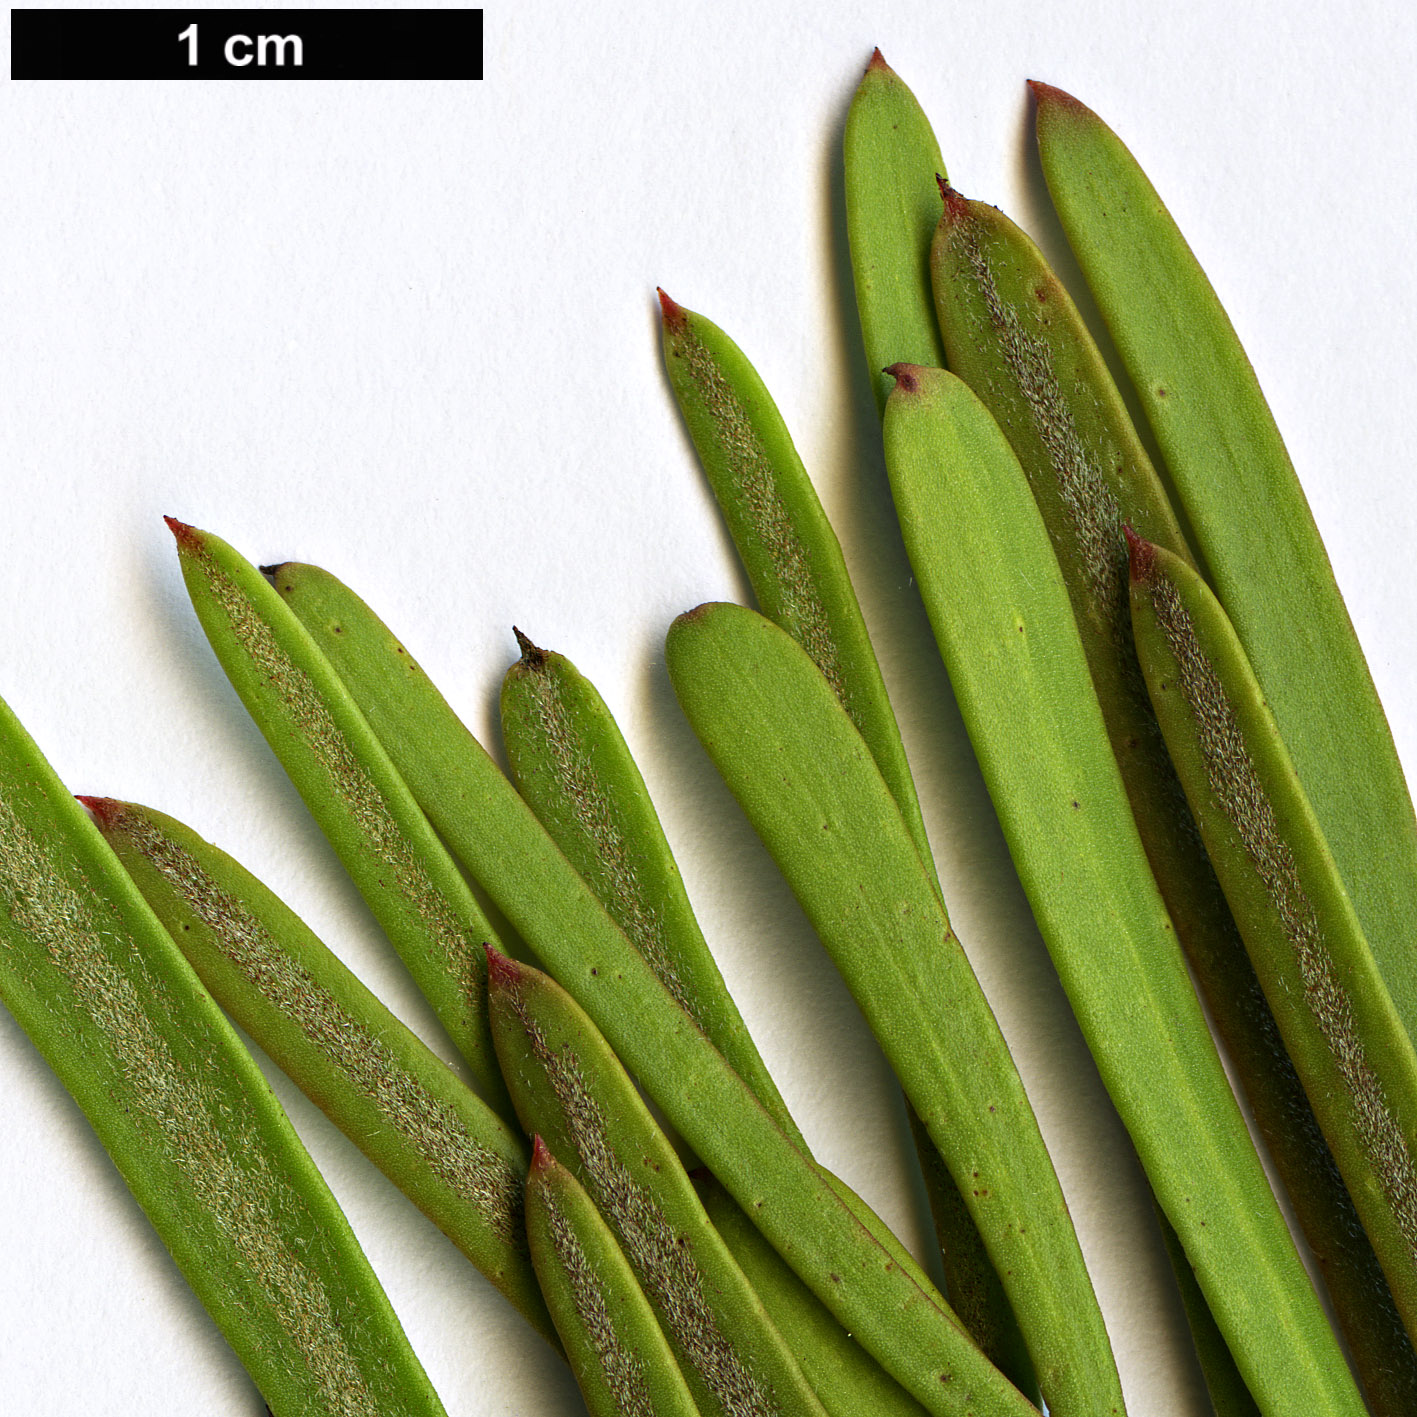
[1028,79,1089,117]
[76,795,124,826]
[484,942,522,990]
[513,626,547,667]
[867,47,889,73]
[884,362,923,395]
[1124,524,1158,583]
[530,1134,555,1172]
[163,515,201,550]
[936,176,971,221]
[657,287,688,334]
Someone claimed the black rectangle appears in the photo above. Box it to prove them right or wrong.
[11,8,483,79]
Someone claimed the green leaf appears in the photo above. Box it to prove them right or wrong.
[0,697,448,1417]
[881,364,1365,1417]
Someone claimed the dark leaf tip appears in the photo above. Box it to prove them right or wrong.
[484,941,522,990]
[513,626,547,667]
[657,287,688,334]
[676,602,716,627]
[530,1134,555,1172]
[1123,524,1157,583]
[937,176,972,221]
[163,515,201,550]
[76,795,124,827]
[1028,79,1089,117]
[884,362,922,394]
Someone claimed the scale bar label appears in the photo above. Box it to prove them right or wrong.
[11,9,484,79]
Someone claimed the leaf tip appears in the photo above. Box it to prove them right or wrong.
[163,515,201,550]
[884,362,923,395]
[76,795,124,827]
[657,286,688,335]
[484,941,523,991]
[1124,523,1157,584]
[512,626,547,668]
[674,601,715,628]
[935,176,973,225]
[1028,79,1090,120]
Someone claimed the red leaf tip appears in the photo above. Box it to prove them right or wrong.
[866,46,889,73]
[1123,524,1157,583]
[530,1135,555,1172]
[163,515,201,549]
[1027,80,1088,117]
[657,287,687,334]
[884,363,923,395]
[675,602,716,628]
[936,176,972,221]
[76,795,125,827]
[484,942,522,990]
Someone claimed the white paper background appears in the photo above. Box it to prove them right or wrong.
[3,1,1416,1412]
